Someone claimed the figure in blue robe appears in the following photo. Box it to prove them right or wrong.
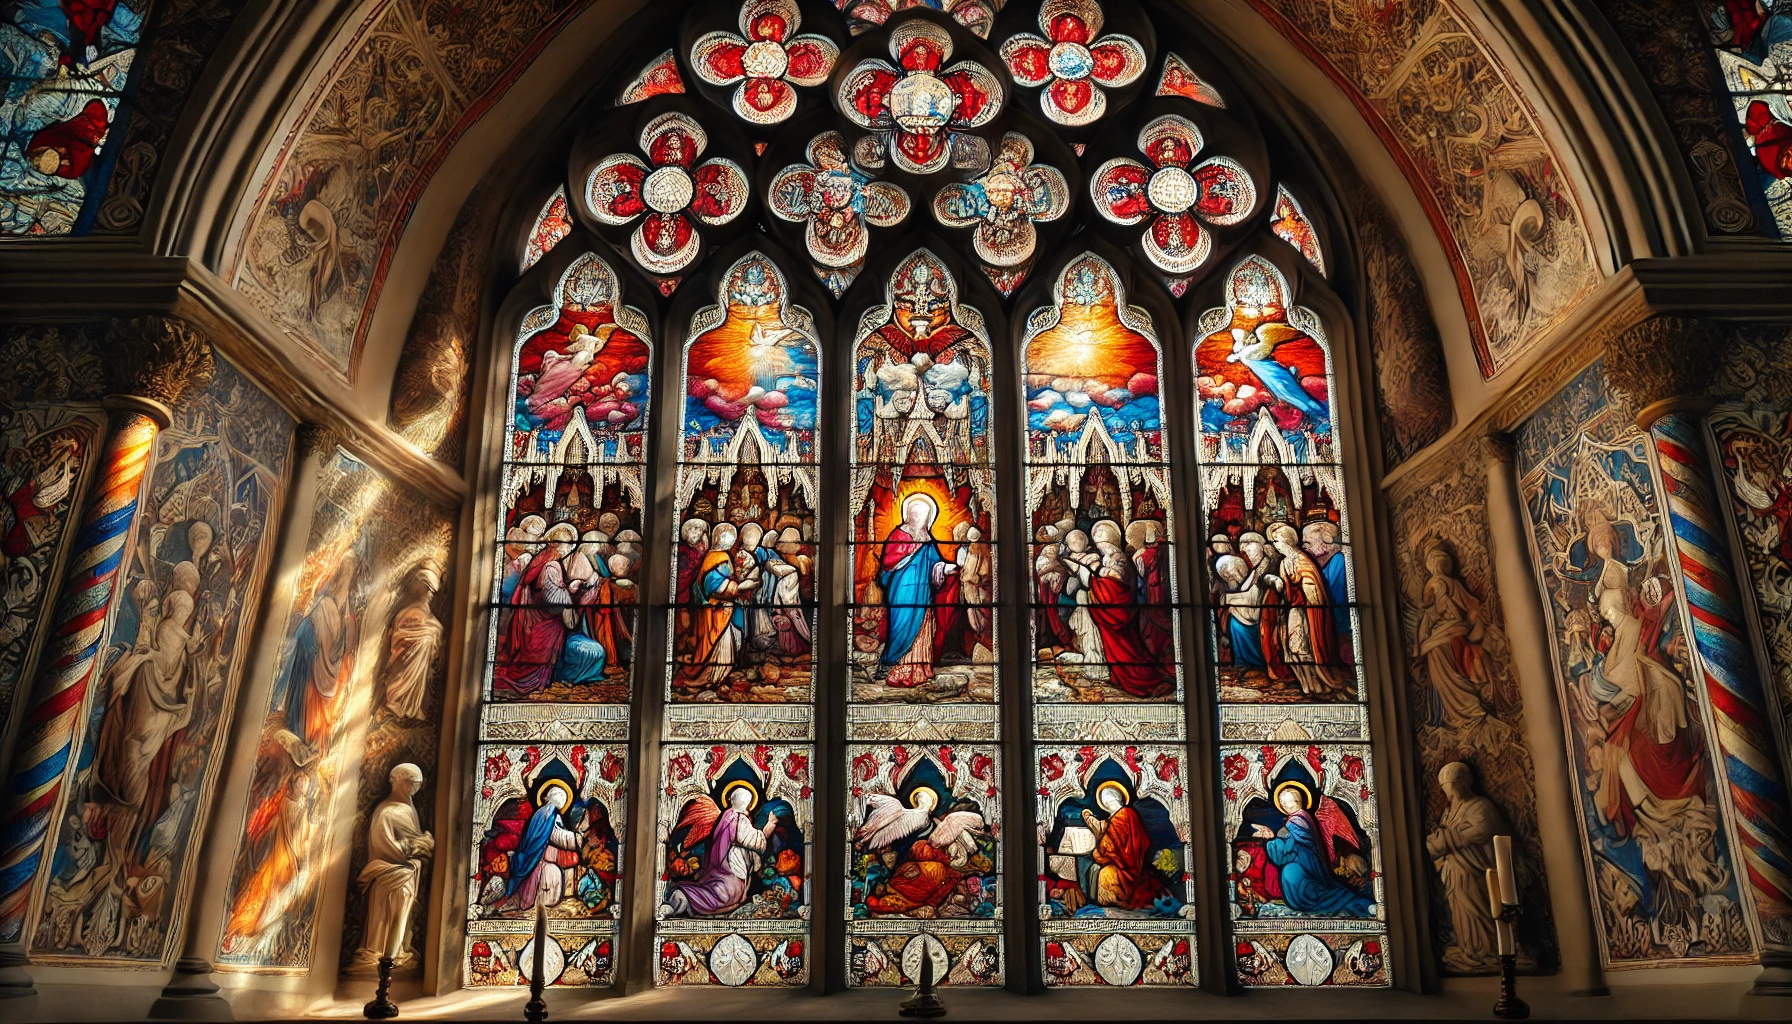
[876,496,954,686]
[1261,807,1374,917]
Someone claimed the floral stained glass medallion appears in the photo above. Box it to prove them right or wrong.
[0,0,145,234]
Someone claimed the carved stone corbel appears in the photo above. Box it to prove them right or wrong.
[1597,315,1725,426]
[101,315,216,427]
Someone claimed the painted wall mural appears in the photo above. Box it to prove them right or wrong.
[1316,138,1453,470]
[0,404,103,739]
[230,0,599,376]
[1388,435,1557,973]
[1708,327,1792,748]
[388,169,510,469]
[215,445,453,972]
[1517,362,1755,966]
[28,357,293,965]
[1247,0,1599,376]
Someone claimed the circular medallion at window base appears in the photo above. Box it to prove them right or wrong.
[742,39,789,79]
[1146,166,1198,214]
[901,933,951,983]
[890,73,957,132]
[643,166,695,213]
[1283,934,1334,986]
[1048,41,1094,81]
[1093,933,1143,987]
[709,932,759,986]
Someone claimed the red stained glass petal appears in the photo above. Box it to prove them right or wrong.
[897,36,946,72]
[691,32,748,86]
[587,155,648,224]
[689,160,750,224]
[741,77,795,115]
[1192,156,1256,226]
[1001,35,1053,87]
[894,129,950,174]
[748,11,789,43]
[1049,77,1093,114]
[1049,13,1091,45]
[1089,158,1153,225]
[1144,212,1211,274]
[783,36,838,85]
[645,116,706,168]
[940,65,1001,127]
[633,212,699,274]
[1088,35,1147,88]
[841,62,900,128]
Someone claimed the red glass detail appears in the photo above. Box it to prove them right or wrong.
[785,38,834,80]
[897,36,945,71]
[1049,13,1090,44]
[642,211,694,257]
[1089,42,1132,81]
[648,125,701,168]
[1048,77,1092,114]
[702,39,748,80]
[941,69,993,123]
[749,12,790,41]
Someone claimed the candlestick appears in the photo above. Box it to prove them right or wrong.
[1493,834,1517,905]
[525,899,548,1024]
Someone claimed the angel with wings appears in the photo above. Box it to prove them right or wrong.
[661,780,799,918]
[1247,781,1375,917]
[856,786,989,917]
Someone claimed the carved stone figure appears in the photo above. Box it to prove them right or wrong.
[353,763,434,968]
[1425,761,1510,972]
[382,565,443,720]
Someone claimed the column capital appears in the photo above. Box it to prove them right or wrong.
[295,423,341,465]
[101,316,214,421]
[1599,315,1725,427]
[1478,430,1517,466]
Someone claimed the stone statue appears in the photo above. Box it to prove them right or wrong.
[1425,761,1510,973]
[353,763,434,969]
[381,565,443,720]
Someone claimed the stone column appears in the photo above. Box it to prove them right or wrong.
[149,425,337,1020]
[1604,316,1792,995]
[1481,432,1608,996]
[0,318,213,999]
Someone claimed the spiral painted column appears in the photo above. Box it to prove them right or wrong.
[0,317,210,998]
[1648,412,1792,944]
[1605,317,1792,993]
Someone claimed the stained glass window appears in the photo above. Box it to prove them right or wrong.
[0,0,147,234]
[1025,254,1195,986]
[466,252,650,987]
[660,252,818,985]
[846,250,1003,986]
[1195,254,1388,987]
[523,187,573,271]
[475,0,1396,993]
[1270,187,1325,275]
[1703,0,1792,235]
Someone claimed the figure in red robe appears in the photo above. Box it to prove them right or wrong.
[26,99,110,179]
[59,0,120,68]
[1746,101,1792,180]
[1086,552,1175,698]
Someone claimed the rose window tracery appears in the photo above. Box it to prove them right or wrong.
[1090,113,1255,273]
[1000,0,1148,126]
[838,19,1005,174]
[585,111,750,275]
[932,131,1069,290]
[770,130,913,293]
[692,0,841,124]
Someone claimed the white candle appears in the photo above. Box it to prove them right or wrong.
[1493,834,1517,905]
[1486,867,1515,955]
[1485,868,1502,919]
